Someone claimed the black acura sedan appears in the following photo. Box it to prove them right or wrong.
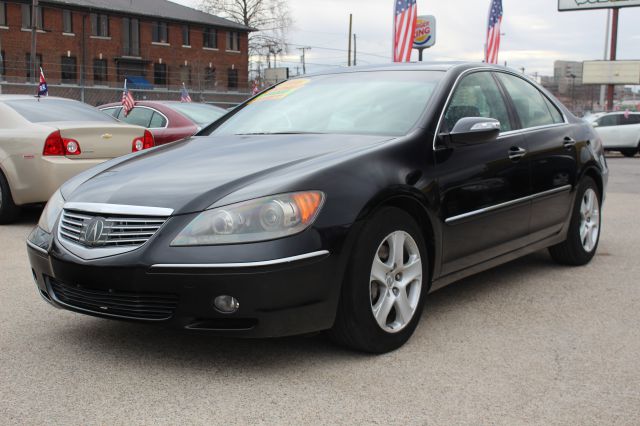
[27,63,608,353]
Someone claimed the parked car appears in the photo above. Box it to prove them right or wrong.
[28,63,608,353]
[99,101,227,145]
[0,96,154,224]
[587,111,640,157]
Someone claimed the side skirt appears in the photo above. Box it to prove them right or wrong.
[429,230,567,293]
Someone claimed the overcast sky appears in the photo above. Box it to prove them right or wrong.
[174,0,640,76]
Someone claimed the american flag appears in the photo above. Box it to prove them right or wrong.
[180,83,192,103]
[485,0,503,64]
[393,0,418,62]
[121,79,135,116]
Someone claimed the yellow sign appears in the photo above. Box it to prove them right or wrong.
[252,79,310,103]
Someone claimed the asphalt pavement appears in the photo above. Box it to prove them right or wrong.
[1,156,639,425]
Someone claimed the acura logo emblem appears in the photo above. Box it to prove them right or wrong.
[81,217,109,247]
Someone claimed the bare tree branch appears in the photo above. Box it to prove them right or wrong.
[198,0,292,61]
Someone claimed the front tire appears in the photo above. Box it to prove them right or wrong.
[329,207,429,353]
[0,171,20,225]
[549,177,601,266]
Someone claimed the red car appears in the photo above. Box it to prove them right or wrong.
[99,101,227,145]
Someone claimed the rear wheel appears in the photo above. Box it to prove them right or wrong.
[0,171,20,224]
[549,177,601,266]
[620,148,638,158]
[329,207,428,353]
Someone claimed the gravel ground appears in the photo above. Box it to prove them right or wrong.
[1,157,639,425]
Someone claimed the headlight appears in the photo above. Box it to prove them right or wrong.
[38,189,65,233]
[172,191,325,246]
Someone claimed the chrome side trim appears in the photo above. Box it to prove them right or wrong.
[63,202,174,217]
[445,185,572,224]
[152,250,330,269]
[26,240,49,255]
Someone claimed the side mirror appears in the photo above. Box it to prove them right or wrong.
[591,122,599,128]
[443,117,501,146]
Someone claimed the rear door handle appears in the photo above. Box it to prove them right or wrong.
[563,137,577,149]
[509,146,527,161]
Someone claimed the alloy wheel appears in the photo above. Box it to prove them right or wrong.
[369,231,423,333]
[579,188,600,253]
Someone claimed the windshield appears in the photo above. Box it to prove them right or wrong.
[169,103,227,126]
[211,71,444,137]
[5,99,118,123]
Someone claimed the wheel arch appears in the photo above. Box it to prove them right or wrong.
[354,186,442,286]
[579,163,604,200]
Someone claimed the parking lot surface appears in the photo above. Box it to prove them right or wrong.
[1,157,639,425]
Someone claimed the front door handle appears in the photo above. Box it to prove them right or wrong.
[563,137,577,149]
[509,146,527,161]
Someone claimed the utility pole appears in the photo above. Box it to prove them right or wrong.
[353,34,357,66]
[297,46,311,74]
[30,0,39,84]
[606,7,620,112]
[600,9,611,110]
[347,14,353,66]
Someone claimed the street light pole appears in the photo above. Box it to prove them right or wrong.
[30,0,39,84]
[606,7,620,111]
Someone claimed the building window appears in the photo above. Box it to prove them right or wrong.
[63,10,73,33]
[90,13,109,37]
[179,66,191,85]
[61,56,77,83]
[204,67,216,89]
[93,59,107,84]
[1,2,7,27]
[203,28,217,49]
[182,25,190,46]
[154,63,167,86]
[22,4,43,29]
[152,21,168,43]
[0,51,5,79]
[25,53,42,79]
[227,68,238,89]
[226,31,240,51]
[122,17,140,56]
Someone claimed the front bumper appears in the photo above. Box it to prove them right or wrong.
[27,225,354,338]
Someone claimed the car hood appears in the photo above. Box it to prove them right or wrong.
[62,134,393,214]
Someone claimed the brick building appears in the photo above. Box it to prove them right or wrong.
[0,0,252,105]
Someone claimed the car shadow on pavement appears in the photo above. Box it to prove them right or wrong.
[47,250,562,367]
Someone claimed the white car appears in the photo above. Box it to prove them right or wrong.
[590,112,640,157]
[0,96,154,223]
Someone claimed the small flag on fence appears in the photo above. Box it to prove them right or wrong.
[252,80,261,96]
[37,68,48,97]
[121,79,135,116]
[180,83,192,103]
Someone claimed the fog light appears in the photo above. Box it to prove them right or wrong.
[214,295,239,313]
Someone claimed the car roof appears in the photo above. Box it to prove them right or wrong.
[302,62,508,77]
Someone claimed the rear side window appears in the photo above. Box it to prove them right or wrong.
[149,112,167,128]
[497,73,556,129]
[443,71,512,132]
[597,114,619,127]
[118,107,154,127]
[542,96,564,124]
[620,114,640,125]
[5,99,117,123]
[102,107,121,117]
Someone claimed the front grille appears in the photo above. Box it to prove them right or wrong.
[59,209,168,248]
[49,278,179,320]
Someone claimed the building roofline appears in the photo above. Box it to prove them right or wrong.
[37,0,253,31]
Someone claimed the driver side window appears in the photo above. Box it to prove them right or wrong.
[444,72,512,133]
